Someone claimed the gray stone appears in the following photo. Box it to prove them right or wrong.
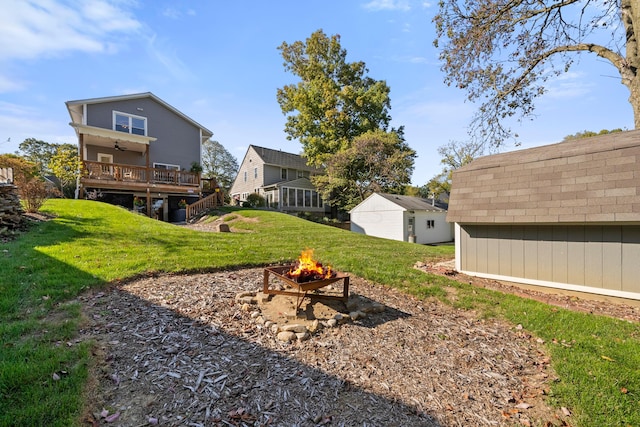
[277,331,296,342]
[217,223,231,232]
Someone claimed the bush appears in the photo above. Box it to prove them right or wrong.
[245,193,265,208]
[20,179,50,212]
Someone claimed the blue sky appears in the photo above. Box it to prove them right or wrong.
[0,0,633,185]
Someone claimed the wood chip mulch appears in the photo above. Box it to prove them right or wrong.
[80,267,573,427]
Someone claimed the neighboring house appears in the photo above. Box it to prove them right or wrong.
[350,193,453,244]
[447,129,640,300]
[229,145,325,213]
[67,92,215,221]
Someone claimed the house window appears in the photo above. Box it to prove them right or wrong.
[244,171,247,182]
[297,170,310,179]
[427,220,435,229]
[113,111,147,136]
[281,168,288,180]
[254,167,258,179]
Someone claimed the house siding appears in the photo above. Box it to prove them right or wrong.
[85,98,201,170]
[458,224,640,298]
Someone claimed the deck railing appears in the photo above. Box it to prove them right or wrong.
[82,160,200,187]
[185,192,223,221]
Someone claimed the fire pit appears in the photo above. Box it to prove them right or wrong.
[263,250,349,311]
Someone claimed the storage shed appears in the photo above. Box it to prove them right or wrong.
[350,193,453,244]
[447,130,640,300]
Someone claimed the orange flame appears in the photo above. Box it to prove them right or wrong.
[286,249,334,282]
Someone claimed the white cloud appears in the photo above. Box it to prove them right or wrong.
[0,0,142,61]
[362,0,411,12]
[0,74,26,93]
[0,101,74,153]
[544,71,593,100]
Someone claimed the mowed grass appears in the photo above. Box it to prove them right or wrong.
[0,199,639,426]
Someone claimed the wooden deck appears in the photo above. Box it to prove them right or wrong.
[81,160,200,193]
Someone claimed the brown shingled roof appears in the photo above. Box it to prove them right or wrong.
[447,129,640,224]
[250,145,322,172]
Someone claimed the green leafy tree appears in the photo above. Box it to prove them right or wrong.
[434,0,639,146]
[312,129,415,211]
[277,29,393,167]
[563,128,624,141]
[201,139,239,192]
[49,144,79,198]
[422,140,484,201]
[18,138,56,175]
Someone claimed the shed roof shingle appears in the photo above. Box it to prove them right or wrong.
[447,130,640,224]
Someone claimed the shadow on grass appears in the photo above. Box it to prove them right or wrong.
[0,218,109,425]
[84,288,441,426]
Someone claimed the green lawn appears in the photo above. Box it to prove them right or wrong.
[0,199,638,426]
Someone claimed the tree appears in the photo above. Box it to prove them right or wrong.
[277,29,394,167]
[434,0,638,146]
[49,144,79,198]
[563,128,624,141]
[201,139,239,192]
[312,129,416,211]
[18,138,56,175]
[422,140,484,201]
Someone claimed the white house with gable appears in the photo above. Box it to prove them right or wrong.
[350,193,453,244]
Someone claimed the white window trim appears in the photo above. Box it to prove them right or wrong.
[97,153,113,163]
[113,110,147,136]
[153,162,180,170]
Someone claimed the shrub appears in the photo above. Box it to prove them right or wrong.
[20,178,50,212]
[245,193,265,208]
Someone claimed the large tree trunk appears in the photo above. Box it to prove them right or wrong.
[622,0,640,128]
[631,78,640,130]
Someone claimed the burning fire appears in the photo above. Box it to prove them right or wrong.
[286,249,335,283]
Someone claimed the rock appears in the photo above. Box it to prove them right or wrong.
[250,311,261,319]
[270,324,279,334]
[349,311,367,321]
[264,320,273,328]
[362,303,385,314]
[237,296,256,305]
[241,303,251,312]
[281,324,308,333]
[308,319,321,333]
[255,316,265,325]
[255,292,272,303]
[216,223,230,232]
[296,331,310,341]
[326,319,338,328]
[236,291,255,299]
[277,331,296,342]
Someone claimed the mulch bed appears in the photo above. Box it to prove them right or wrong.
[80,267,573,426]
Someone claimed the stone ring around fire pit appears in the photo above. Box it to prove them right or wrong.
[263,266,350,312]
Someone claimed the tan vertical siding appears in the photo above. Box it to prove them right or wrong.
[459,224,640,296]
[622,227,640,293]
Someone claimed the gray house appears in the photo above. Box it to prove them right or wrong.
[447,130,640,300]
[350,193,453,244]
[67,92,216,221]
[229,145,325,213]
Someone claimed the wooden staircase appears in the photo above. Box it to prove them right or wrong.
[185,192,223,222]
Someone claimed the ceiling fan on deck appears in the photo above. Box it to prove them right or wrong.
[114,141,127,151]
